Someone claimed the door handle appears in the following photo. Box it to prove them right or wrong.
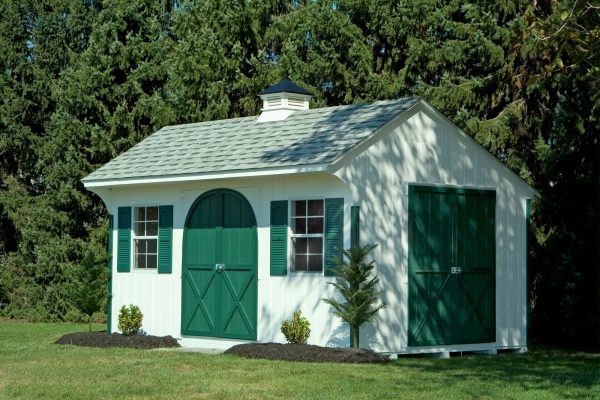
[215,263,225,273]
[451,267,462,274]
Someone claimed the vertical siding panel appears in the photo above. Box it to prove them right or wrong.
[517,199,525,345]
[510,187,518,346]
[495,174,505,346]
[464,140,475,186]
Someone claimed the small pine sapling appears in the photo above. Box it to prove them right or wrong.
[323,244,385,348]
[72,249,107,331]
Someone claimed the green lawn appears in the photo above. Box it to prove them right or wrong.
[0,322,597,399]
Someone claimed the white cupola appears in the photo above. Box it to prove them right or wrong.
[257,79,314,122]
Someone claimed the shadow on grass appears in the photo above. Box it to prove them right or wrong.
[392,348,599,396]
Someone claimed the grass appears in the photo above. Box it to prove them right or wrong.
[0,322,598,399]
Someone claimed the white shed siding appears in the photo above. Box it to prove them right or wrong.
[335,103,531,352]
[98,173,352,348]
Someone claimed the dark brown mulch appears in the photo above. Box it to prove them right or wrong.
[225,343,390,364]
[55,331,180,350]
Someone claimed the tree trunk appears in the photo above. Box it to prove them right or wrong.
[352,326,359,348]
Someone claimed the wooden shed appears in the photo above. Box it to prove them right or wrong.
[83,80,536,355]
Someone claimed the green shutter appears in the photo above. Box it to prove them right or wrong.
[158,205,173,274]
[350,206,360,248]
[107,215,114,333]
[324,198,344,277]
[117,207,131,273]
[270,200,288,276]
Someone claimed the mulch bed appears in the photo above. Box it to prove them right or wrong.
[55,331,180,350]
[225,343,390,364]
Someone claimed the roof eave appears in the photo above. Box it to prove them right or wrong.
[81,163,331,188]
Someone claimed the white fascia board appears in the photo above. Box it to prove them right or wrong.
[81,164,331,188]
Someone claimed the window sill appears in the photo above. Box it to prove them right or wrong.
[130,269,159,274]
[287,270,325,276]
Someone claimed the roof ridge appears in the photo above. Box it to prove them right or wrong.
[160,97,420,130]
[160,114,258,131]
[291,96,420,115]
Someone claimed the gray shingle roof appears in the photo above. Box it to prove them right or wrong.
[82,97,420,183]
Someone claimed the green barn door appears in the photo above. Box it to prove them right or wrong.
[408,187,455,346]
[454,190,496,344]
[182,189,257,340]
[408,186,496,347]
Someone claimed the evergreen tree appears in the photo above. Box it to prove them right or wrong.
[0,0,596,350]
[71,249,107,331]
[523,0,599,350]
[260,1,373,106]
[0,0,175,321]
[0,0,101,321]
[167,0,267,121]
[323,244,385,348]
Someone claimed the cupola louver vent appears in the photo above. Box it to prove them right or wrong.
[257,79,314,122]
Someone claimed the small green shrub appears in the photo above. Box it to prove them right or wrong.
[281,309,311,344]
[118,305,143,335]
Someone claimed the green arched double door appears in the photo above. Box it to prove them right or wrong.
[181,189,257,340]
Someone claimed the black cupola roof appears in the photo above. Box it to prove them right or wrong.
[258,79,314,96]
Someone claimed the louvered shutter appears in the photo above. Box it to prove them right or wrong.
[270,200,288,276]
[158,205,173,274]
[117,207,131,272]
[324,198,344,276]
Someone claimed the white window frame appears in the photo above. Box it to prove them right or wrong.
[288,198,325,274]
[131,205,159,271]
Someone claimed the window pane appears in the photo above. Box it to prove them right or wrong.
[308,237,323,254]
[134,222,145,236]
[147,222,158,236]
[147,239,158,254]
[291,218,306,234]
[135,239,146,254]
[307,200,323,216]
[307,217,323,234]
[293,237,308,254]
[136,254,146,269]
[294,255,307,271]
[308,255,322,271]
[294,200,306,217]
[135,207,145,222]
[146,254,157,269]
[147,207,158,221]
